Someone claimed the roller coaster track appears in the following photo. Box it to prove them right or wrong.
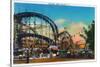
[14,12,59,47]
[17,33,55,46]
[14,12,58,39]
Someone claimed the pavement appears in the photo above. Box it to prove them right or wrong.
[13,57,93,64]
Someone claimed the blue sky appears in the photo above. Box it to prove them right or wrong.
[14,3,95,28]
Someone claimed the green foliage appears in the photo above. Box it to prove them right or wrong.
[84,20,95,51]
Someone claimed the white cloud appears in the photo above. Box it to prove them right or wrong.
[66,22,88,35]
[54,18,71,29]
[54,19,89,36]
[55,19,66,25]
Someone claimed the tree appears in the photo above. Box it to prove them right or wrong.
[84,20,95,51]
